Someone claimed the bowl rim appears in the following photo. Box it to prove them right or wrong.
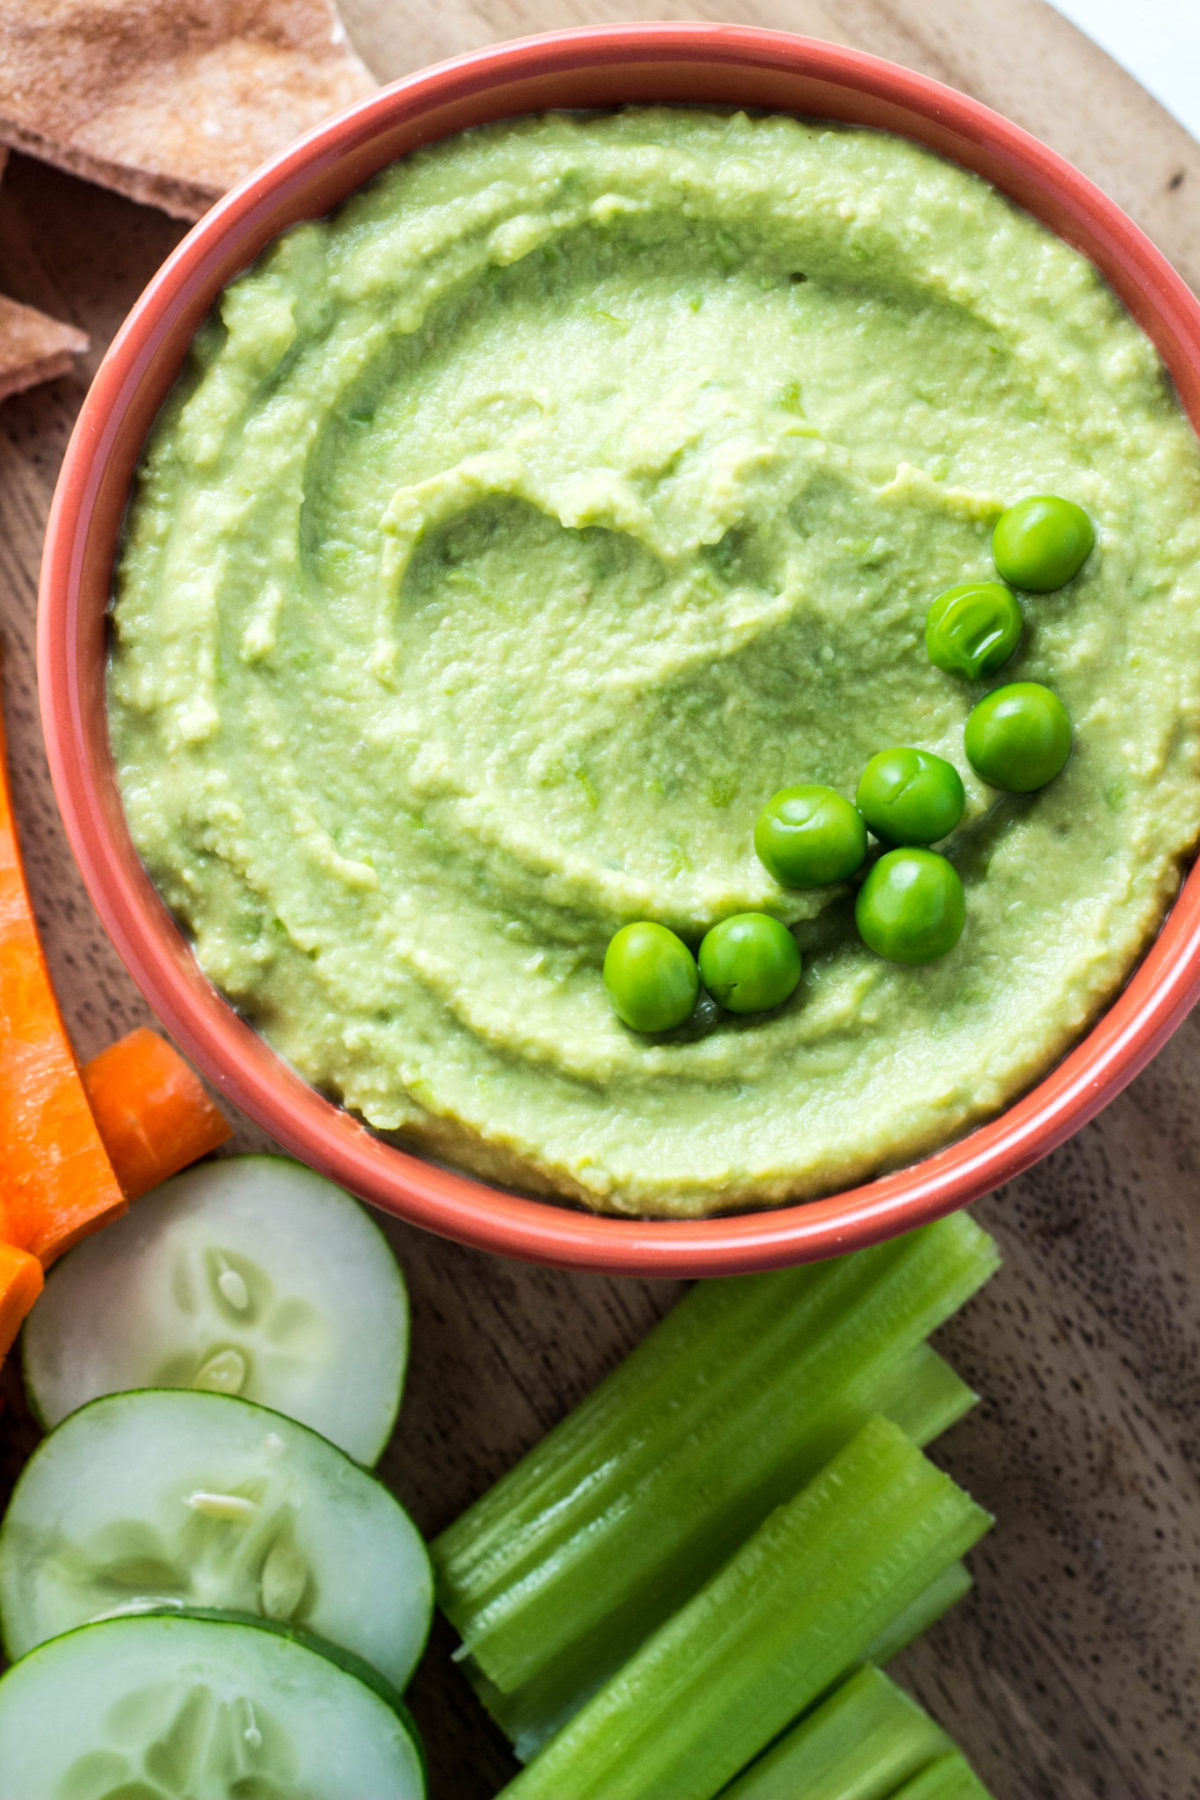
[38,21,1200,1275]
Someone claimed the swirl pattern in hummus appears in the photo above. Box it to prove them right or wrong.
[109,109,1200,1215]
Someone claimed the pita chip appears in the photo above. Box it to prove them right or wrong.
[0,138,89,400]
[0,0,376,222]
[0,292,88,402]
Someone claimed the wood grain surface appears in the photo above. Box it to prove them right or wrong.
[0,3,1197,1796]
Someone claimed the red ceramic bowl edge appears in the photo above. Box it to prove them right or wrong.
[37,23,1200,1276]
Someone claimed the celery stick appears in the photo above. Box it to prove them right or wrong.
[436,1214,998,1703]
[866,1343,976,1447]
[494,1418,991,1800]
[863,1560,973,1668]
[475,1347,975,1761]
[893,1752,994,1799]
[472,1546,970,1765]
[718,1665,952,1800]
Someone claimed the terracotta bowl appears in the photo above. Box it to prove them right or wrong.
[38,23,1200,1275]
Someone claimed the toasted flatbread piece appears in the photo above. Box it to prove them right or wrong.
[0,1,375,221]
[0,293,88,402]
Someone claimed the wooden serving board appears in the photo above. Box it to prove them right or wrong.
[0,2,1197,1795]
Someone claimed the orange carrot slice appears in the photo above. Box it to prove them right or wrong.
[81,1027,232,1201]
[0,656,126,1266]
[0,1240,43,1360]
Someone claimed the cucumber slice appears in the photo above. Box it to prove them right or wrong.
[22,1156,407,1463]
[0,1389,432,1688]
[0,1610,425,1798]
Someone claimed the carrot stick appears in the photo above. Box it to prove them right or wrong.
[0,649,126,1265]
[81,1027,232,1201]
[0,1031,230,1359]
[0,1240,43,1360]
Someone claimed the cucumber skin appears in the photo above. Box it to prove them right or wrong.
[0,1386,434,1678]
[20,1153,409,1463]
[150,1604,428,1776]
[1,1606,427,1784]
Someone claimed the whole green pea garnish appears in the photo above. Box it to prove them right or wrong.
[992,495,1094,591]
[604,922,699,1032]
[855,849,966,964]
[856,748,965,846]
[926,581,1023,681]
[754,785,867,888]
[964,681,1072,792]
[698,913,801,1014]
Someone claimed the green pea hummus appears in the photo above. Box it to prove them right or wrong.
[109,109,1200,1216]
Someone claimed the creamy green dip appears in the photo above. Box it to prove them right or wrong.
[109,108,1200,1216]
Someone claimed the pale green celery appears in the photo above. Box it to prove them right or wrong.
[471,1550,970,1766]
[893,1752,994,1798]
[435,1214,998,1701]
[863,1560,974,1668]
[494,1418,992,1800]
[474,1347,975,1761]
[717,1665,952,1800]
[867,1344,976,1446]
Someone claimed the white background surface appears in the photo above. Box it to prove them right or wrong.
[1050,0,1200,142]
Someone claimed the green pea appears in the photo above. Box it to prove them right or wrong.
[754,785,867,888]
[603,922,699,1033]
[964,681,1072,792]
[855,849,965,964]
[698,913,801,1014]
[925,581,1023,681]
[856,748,965,846]
[992,495,1094,591]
